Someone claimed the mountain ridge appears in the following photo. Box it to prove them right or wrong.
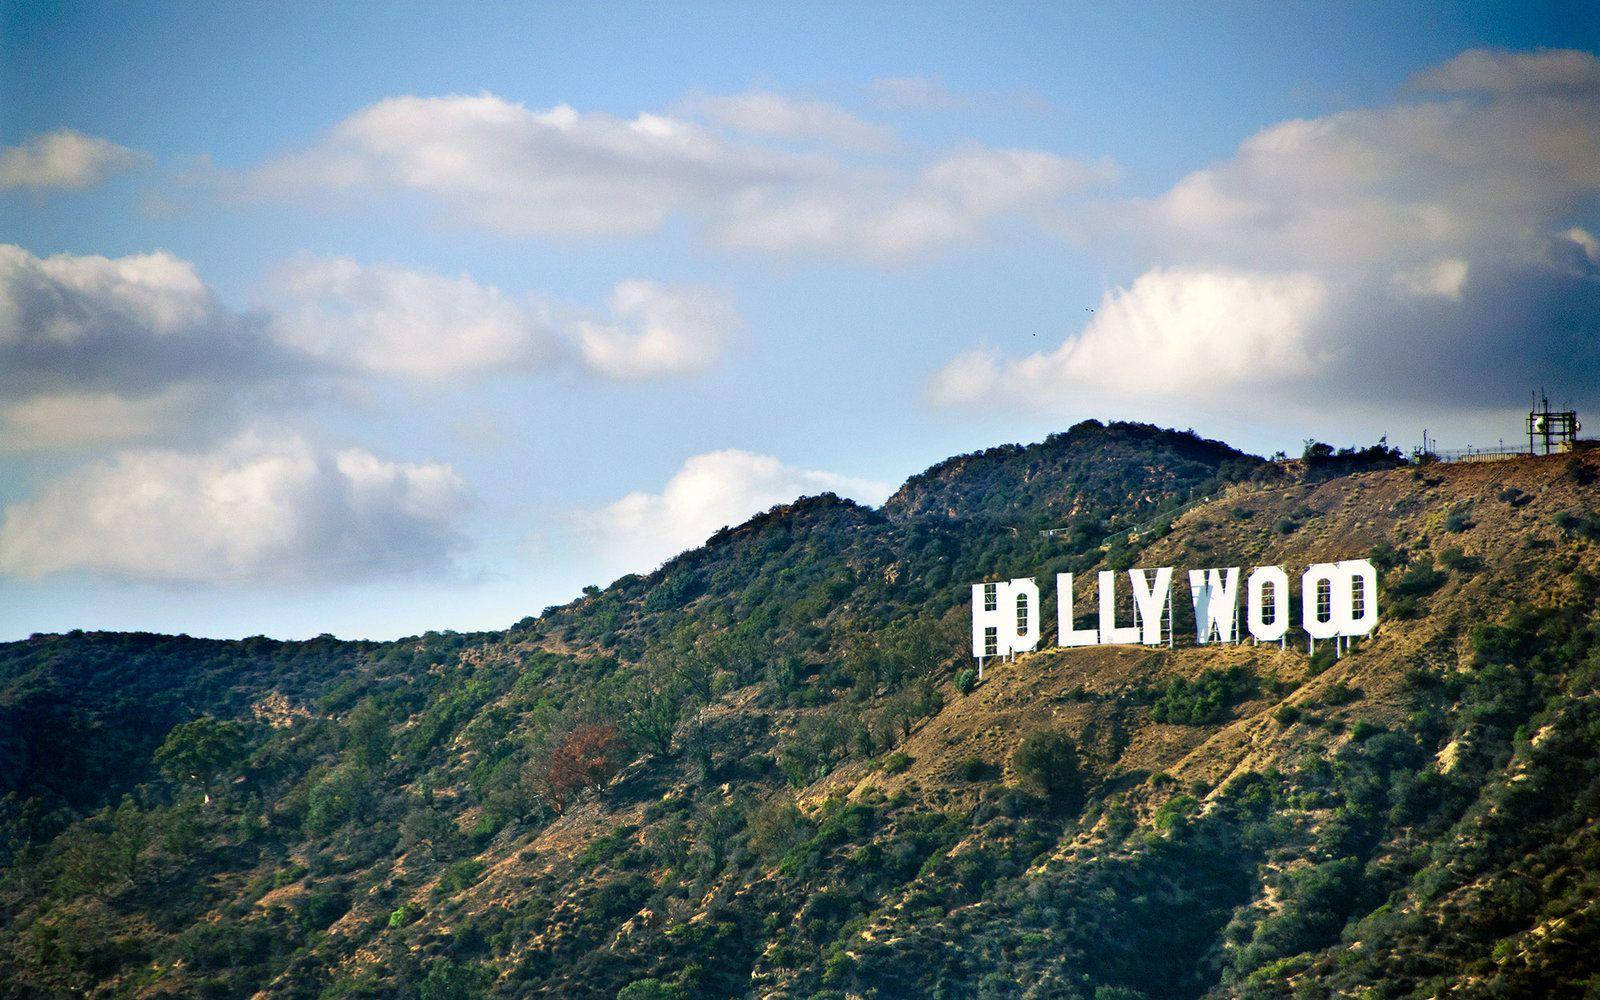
[2,423,1597,999]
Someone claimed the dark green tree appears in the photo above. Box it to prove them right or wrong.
[153,717,247,804]
[1011,727,1083,806]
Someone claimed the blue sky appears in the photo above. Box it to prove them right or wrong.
[2,2,1597,640]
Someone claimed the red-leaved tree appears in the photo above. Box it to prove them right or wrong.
[540,723,622,814]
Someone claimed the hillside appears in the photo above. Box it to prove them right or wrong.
[2,420,1599,999]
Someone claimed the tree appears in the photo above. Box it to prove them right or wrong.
[345,698,392,771]
[416,959,489,1000]
[538,723,622,814]
[153,717,247,804]
[1011,727,1083,807]
[622,674,686,758]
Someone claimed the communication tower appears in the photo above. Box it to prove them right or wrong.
[1528,391,1580,456]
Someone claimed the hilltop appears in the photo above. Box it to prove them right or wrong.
[2,420,1598,999]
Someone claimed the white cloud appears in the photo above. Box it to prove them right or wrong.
[0,129,147,191]
[244,94,820,237]
[930,268,1328,405]
[935,47,1600,418]
[1561,227,1600,265]
[268,257,737,382]
[268,257,560,380]
[0,244,292,448]
[0,433,468,584]
[1413,47,1600,95]
[0,244,283,393]
[0,386,231,453]
[576,280,740,381]
[572,449,891,574]
[0,245,736,450]
[684,91,894,151]
[1137,58,1600,268]
[226,92,1108,260]
[717,146,1112,261]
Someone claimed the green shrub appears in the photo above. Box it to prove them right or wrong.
[1391,563,1446,599]
[618,980,687,1000]
[304,764,369,836]
[417,960,490,1000]
[1011,728,1083,806]
[954,668,978,695]
[1368,542,1405,572]
[882,751,912,775]
[298,887,350,933]
[388,903,420,929]
[1147,666,1257,725]
[1320,682,1363,707]
[954,754,992,782]
[1437,547,1483,573]
[436,858,486,895]
[1306,642,1338,677]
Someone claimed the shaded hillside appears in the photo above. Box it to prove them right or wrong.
[2,427,1598,1000]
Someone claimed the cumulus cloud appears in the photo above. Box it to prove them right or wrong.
[0,129,147,191]
[0,244,284,396]
[1392,258,1469,300]
[576,280,740,380]
[268,257,738,382]
[683,91,894,151]
[0,386,236,453]
[934,47,1600,419]
[0,433,467,584]
[242,94,819,237]
[267,257,560,380]
[930,268,1328,404]
[572,449,891,574]
[224,92,1108,260]
[0,244,295,448]
[0,245,737,448]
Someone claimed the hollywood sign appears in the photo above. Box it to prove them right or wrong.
[971,561,1377,663]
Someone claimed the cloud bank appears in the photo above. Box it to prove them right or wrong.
[0,245,292,450]
[0,245,739,449]
[932,48,1600,418]
[224,92,1109,261]
[0,433,467,585]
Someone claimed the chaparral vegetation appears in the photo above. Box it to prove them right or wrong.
[2,421,1598,999]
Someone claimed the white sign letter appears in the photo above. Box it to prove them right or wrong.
[1129,567,1173,646]
[1188,567,1241,643]
[1301,563,1342,640]
[1010,577,1041,654]
[972,581,1008,658]
[1098,570,1141,644]
[1056,573,1100,647]
[1337,559,1378,638]
[1246,566,1291,642]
